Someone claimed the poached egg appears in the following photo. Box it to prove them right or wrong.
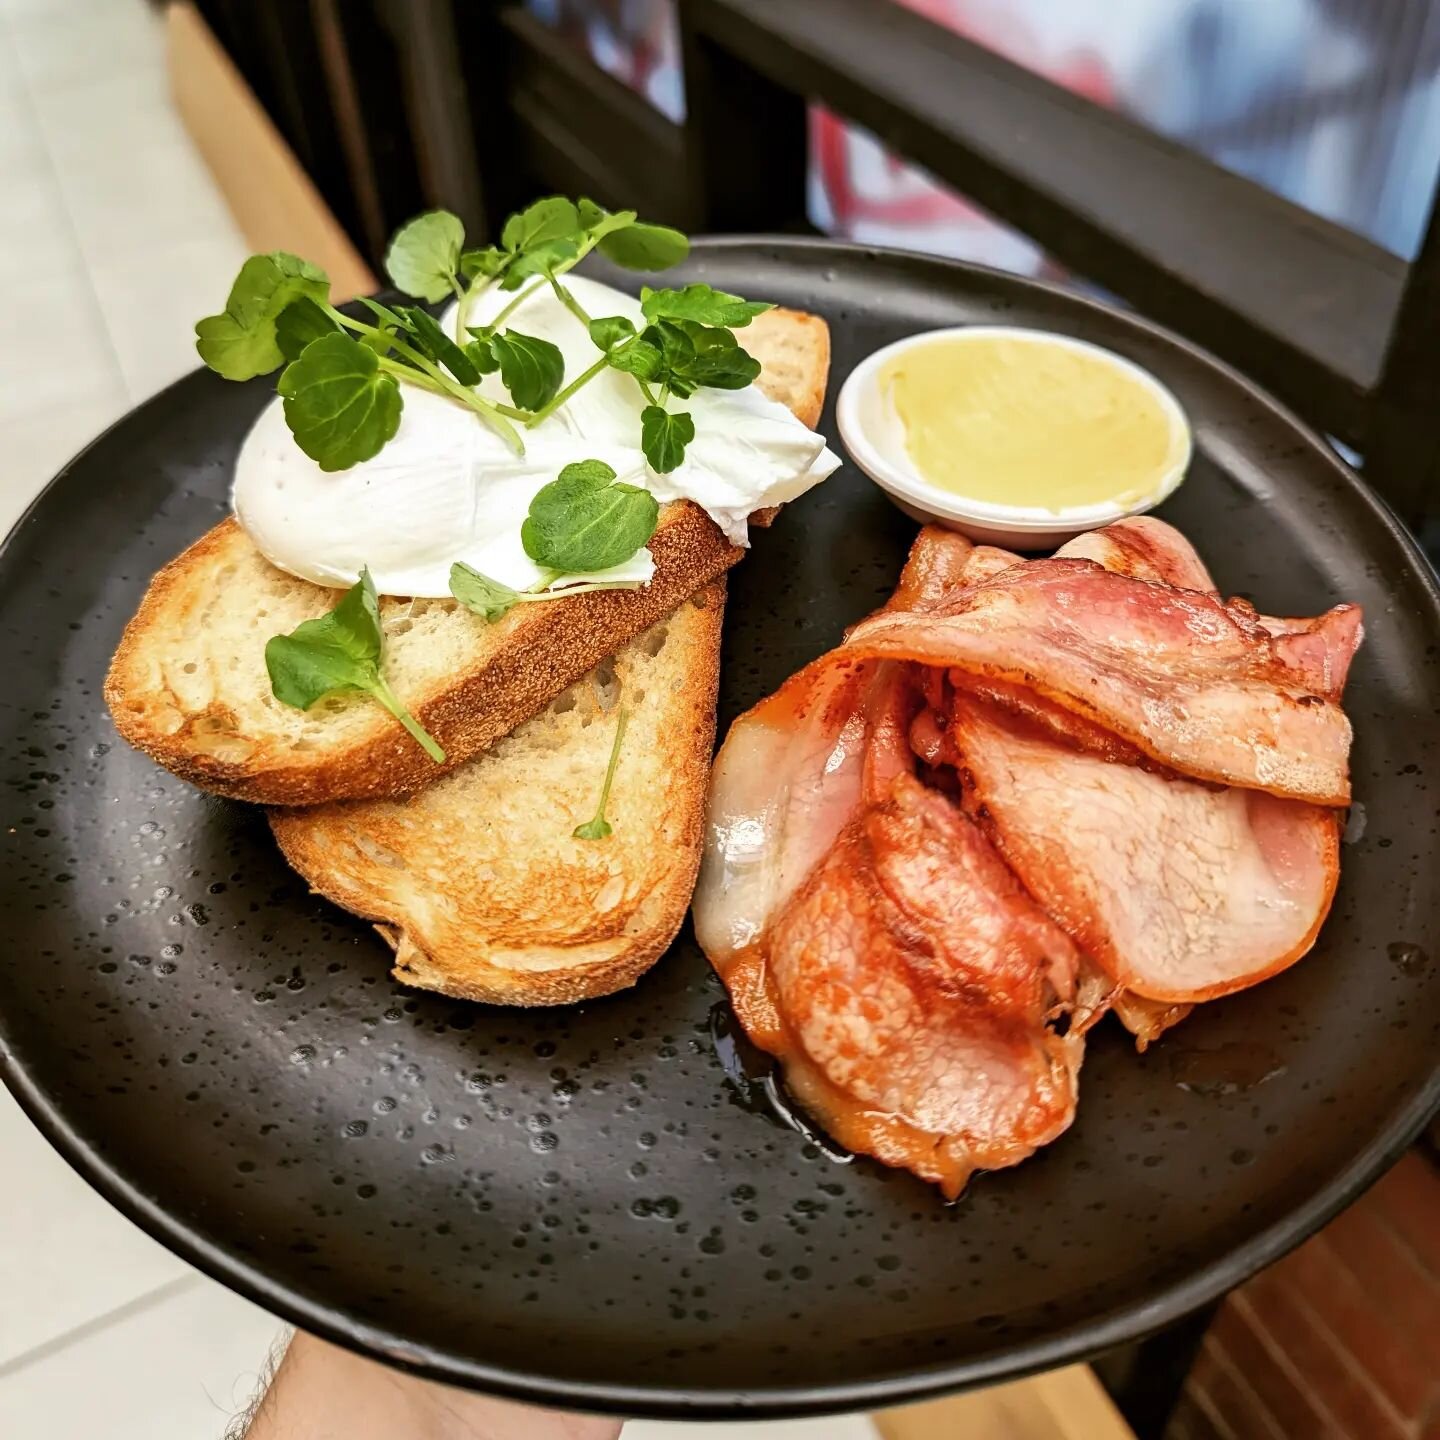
[233,275,840,597]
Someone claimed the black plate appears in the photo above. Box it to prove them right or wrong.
[1,240,1438,1419]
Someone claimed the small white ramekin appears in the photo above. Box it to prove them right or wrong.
[835,326,1192,550]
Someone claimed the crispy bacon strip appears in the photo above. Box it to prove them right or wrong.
[957,518,1348,1036]
[1057,515,1216,591]
[953,695,1340,1003]
[695,533,1083,1195]
[763,776,1081,1196]
[1062,520,1361,700]
[694,653,879,964]
[696,531,975,964]
[845,560,1360,804]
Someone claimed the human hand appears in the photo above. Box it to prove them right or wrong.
[235,1331,623,1440]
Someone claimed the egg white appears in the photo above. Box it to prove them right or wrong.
[232,275,839,598]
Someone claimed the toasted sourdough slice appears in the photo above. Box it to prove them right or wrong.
[271,584,724,1005]
[104,307,829,806]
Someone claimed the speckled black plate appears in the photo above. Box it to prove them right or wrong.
[1,240,1438,1419]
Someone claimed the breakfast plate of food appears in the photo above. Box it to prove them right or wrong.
[0,200,1437,1418]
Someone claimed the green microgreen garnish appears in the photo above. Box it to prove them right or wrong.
[195,253,329,381]
[196,195,771,477]
[276,333,402,472]
[573,707,628,840]
[384,210,465,305]
[264,568,444,762]
[488,329,565,412]
[521,460,659,572]
[448,563,644,623]
[447,460,661,623]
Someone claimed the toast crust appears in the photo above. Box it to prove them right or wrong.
[270,584,725,1005]
[105,307,830,806]
[106,503,736,805]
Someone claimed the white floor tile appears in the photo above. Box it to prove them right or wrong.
[0,145,83,282]
[8,0,161,95]
[0,49,44,173]
[30,63,244,261]
[0,0,126,20]
[0,1086,190,1368]
[0,1275,286,1440]
[0,266,124,424]
[0,390,128,543]
[90,232,248,404]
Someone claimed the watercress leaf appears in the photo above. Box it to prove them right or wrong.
[588,314,636,351]
[645,319,759,392]
[599,222,689,271]
[503,237,579,288]
[277,333,403,471]
[680,319,735,349]
[501,196,581,253]
[401,305,481,386]
[578,200,638,242]
[521,460,659,572]
[641,406,695,474]
[683,326,761,389]
[265,568,445,760]
[265,632,369,708]
[275,295,340,362]
[227,252,330,329]
[449,562,520,622]
[459,245,507,280]
[384,210,465,302]
[637,320,694,394]
[640,282,772,327]
[194,312,272,380]
[195,251,330,380]
[606,337,662,380]
[265,568,382,708]
[490,329,565,411]
[649,318,695,369]
[463,338,499,375]
[552,458,616,486]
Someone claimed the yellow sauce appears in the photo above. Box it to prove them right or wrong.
[881,333,1186,513]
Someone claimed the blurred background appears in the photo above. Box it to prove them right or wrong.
[530,0,1440,265]
[0,0,1437,1436]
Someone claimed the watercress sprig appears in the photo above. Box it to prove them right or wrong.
[521,460,659,571]
[521,274,771,469]
[196,196,773,476]
[574,707,628,841]
[449,564,642,622]
[195,251,522,466]
[265,568,444,762]
[448,461,661,624]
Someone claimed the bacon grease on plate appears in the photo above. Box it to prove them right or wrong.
[694,518,1364,1194]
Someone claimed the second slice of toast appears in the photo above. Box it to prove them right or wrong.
[269,582,724,1005]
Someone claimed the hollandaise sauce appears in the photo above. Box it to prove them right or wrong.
[881,331,1187,513]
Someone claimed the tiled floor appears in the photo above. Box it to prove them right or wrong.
[0,3,876,1435]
